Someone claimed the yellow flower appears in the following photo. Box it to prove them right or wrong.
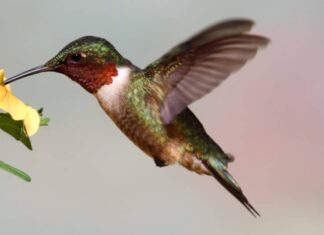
[0,69,40,136]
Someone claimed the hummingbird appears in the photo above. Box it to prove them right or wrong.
[5,19,269,216]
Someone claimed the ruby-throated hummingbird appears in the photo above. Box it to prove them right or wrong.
[5,19,268,216]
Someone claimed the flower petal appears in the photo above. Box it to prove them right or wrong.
[0,69,41,136]
[0,86,6,104]
[0,69,4,84]
[23,106,40,136]
[0,89,28,120]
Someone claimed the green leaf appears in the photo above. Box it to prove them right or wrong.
[0,160,31,182]
[0,113,32,150]
[0,108,50,181]
[0,108,50,150]
[38,108,50,126]
[40,117,50,126]
[38,108,44,115]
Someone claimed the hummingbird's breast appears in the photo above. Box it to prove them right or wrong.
[95,66,170,158]
[94,67,215,174]
[95,67,131,114]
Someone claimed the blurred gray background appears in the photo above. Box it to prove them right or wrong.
[1,0,324,234]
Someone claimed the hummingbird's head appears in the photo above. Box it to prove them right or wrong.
[5,36,129,93]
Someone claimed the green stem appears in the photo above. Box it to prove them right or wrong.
[0,160,31,182]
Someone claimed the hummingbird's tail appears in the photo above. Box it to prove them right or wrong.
[202,154,260,217]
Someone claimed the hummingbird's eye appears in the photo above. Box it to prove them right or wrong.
[68,52,85,64]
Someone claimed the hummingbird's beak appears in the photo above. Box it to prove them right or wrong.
[4,65,53,85]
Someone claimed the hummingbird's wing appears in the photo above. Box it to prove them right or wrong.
[145,19,269,124]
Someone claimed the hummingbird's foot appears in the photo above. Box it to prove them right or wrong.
[226,153,235,162]
[154,158,168,167]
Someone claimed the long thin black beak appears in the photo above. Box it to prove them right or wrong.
[4,65,52,85]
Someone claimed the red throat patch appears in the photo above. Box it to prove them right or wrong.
[87,63,118,93]
[101,63,118,85]
[62,62,118,93]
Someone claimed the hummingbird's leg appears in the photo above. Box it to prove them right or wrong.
[153,157,168,167]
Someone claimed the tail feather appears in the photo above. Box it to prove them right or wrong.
[203,156,260,217]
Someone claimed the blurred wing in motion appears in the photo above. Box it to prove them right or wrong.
[145,19,269,124]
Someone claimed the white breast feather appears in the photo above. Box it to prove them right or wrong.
[95,67,131,113]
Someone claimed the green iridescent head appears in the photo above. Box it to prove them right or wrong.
[46,36,125,68]
[5,36,129,93]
